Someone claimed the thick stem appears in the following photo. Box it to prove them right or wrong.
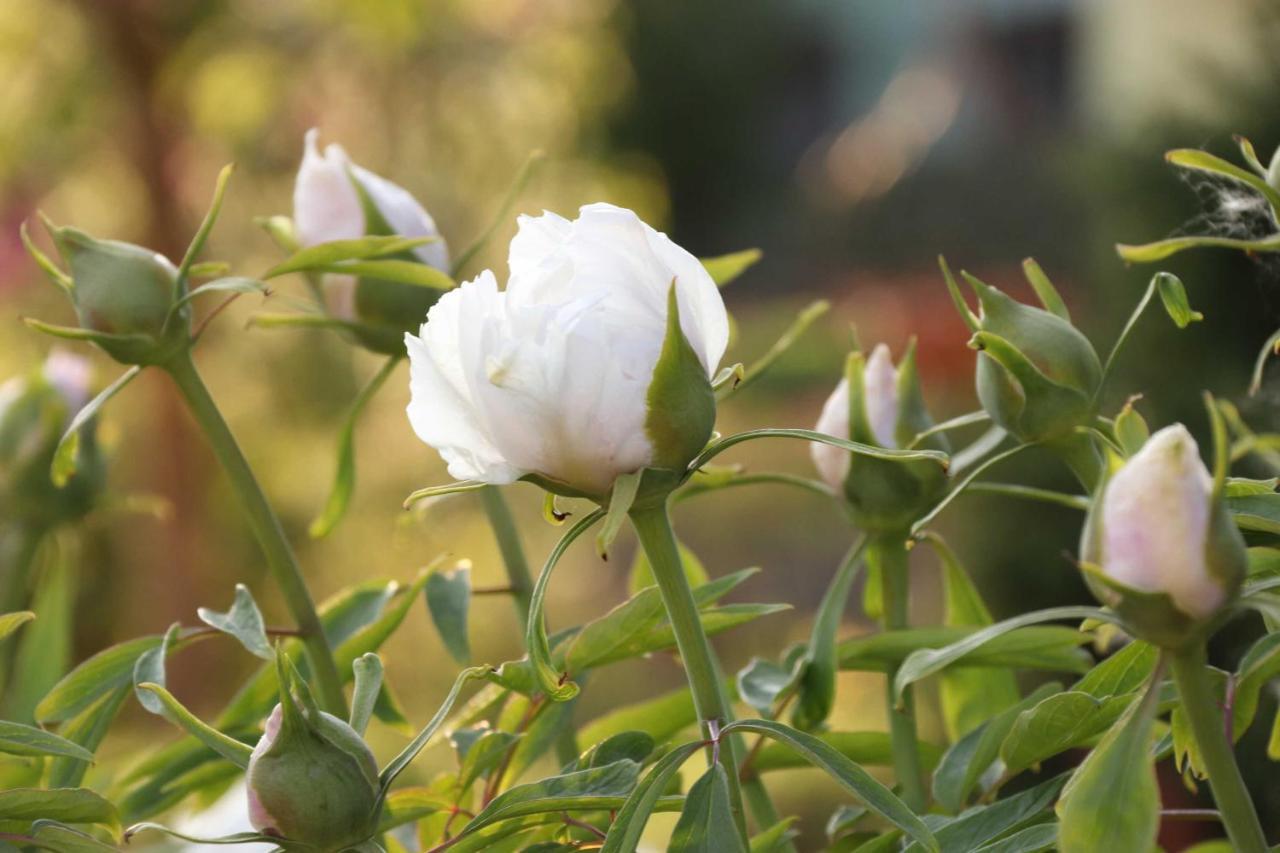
[1168,647,1268,853]
[164,351,347,716]
[629,501,749,841]
[874,534,929,811]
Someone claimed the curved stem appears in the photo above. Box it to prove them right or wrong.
[1168,647,1268,853]
[629,501,749,842]
[873,534,928,811]
[478,485,579,764]
[163,351,346,716]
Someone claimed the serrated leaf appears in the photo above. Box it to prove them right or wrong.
[669,764,747,852]
[426,565,471,665]
[197,585,272,660]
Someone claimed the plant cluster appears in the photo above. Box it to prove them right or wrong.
[0,131,1277,852]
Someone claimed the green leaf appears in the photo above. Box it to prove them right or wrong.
[426,565,472,665]
[123,824,281,845]
[51,366,142,487]
[701,248,762,287]
[0,787,116,826]
[840,626,1090,674]
[1249,327,1280,395]
[723,719,938,852]
[597,471,642,559]
[579,731,656,769]
[577,684,701,749]
[646,283,716,470]
[263,235,437,279]
[132,622,180,716]
[628,535,709,594]
[931,682,1063,813]
[1056,672,1162,853]
[172,276,268,313]
[1116,233,1280,262]
[601,741,704,853]
[21,219,73,295]
[0,721,93,761]
[38,632,202,724]
[378,784,453,832]
[177,163,235,284]
[29,820,119,852]
[904,774,1065,853]
[737,657,797,717]
[196,585,272,660]
[1020,258,1070,322]
[1154,272,1203,328]
[7,550,75,721]
[0,611,35,641]
[313,258,455,289]
[726,299,830,397]
[793,538,867,730]
[751,731,941,773]
[971,823,1057,853]
[690,428,949,473]
[458,728,523,790]
[379,666,490,791]
[350,653,383,736]
[750,818,800,853]
[1165,147,1280,214]
[48,685,130,789]
[133,684,253,769]
[1114,398,1150,457]
[893,606,1113,703]
[310,355,400,538]
[925,534,1019,741]
[462,759,642,834]
[669,764,748,852]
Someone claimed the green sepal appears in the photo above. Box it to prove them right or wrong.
[645,282,717,473]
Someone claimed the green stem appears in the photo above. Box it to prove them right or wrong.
[477,485,578,764]
[629,501,749,841]
[873,534,928,812]
[1168,647,1268,853]
[164,351,347,717]
[1046,431,1103,494]
[0,524,43,615]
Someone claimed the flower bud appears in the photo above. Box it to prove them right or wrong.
[0,351,103,526]
[406,203,727,500]
[944,261,1101,444]
[1080,425,1245,648]
[294,129,450,355]
[246,700,381,849]
[811,342,948,532]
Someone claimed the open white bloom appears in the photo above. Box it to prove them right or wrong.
[294,128,449,271]
[811,343,899,490]
[405,203,728,497]
[1096,424,1220,619]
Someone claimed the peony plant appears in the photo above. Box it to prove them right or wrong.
[0,132,1275,853]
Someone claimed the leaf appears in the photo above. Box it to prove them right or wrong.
[750,818,800,853]
[601,741,704,853]
[931,682,1063,813]
[310,355,400,538]
[690,428,949,473]
[29,820,119,851]
[426,565,472,665]
[458,728,523,790]
[579,731,656,769]
[314,258,455,289]
[628,536,709,594]
[172,276,268,312]
[350,653,383,736]
[1116,233,1280,262]
[403,479,489,507]
[723,719,938,852]
[48,685,130,789]
[132,623,181,715]
[701,248,762,287]
[793,538,866,730]
[1056,673,1162,853]
[971,823,1057,853]
[839,626,1090,674]
[177,163,235,282]
[1166,147,1280,214]
[0,721,93,761]
[669,764,748,852]
[597,471,642,559]
[893,606,1113,703]
[751,731,941,773]
[577,684,701,748]
[7,550,75,721]
[197,585,272,660]
[263,235,436,278]
[51,366,142,487]
[1020,258,1070,322]
[904,774,1066,853]
[737,657,797,717]
[379,666,490,791]
[729,299,830,396]
[0,787,116,825]
[1154,272,1203,328]
[133,684,253,769]
[124,823,282,845]
[1114,398,1150,457]
[462,759,642,834]
[0,611,35,641]
[37,633,196,724]
[645,283,716,470]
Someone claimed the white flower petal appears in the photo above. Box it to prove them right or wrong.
[863,343,900,449]
[811,377,851,491]
[349,163,450,272]
[293,129,363,248]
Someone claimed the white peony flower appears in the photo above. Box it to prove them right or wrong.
[811,343,900,490]
[405,203,728,498]
[1095,424,1223,619]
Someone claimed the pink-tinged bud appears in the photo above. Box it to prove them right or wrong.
[1081,425,1245,646]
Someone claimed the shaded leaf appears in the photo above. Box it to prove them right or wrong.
[669,764,747,853]
[426,565,471,665]
[197,585,272,660]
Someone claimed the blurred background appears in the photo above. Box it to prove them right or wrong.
[2,0,1279,848]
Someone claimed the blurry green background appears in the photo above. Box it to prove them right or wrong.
[3,0,1279,847]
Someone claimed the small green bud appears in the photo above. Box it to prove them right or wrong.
[812,341,948,532]
[942,259,1101,443]
[1080,425,1245,649]
[0,351,103,526]
[246,685,380,849]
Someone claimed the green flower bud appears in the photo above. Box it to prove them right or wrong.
[38,220,190,365]
[942,259,1101,443]
[0,351,104,526]
[812,341,948,532]
[1080,425,1245,649]
[246,685,380,849]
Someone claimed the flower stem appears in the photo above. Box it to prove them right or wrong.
[1168,647,1268,853]
[164,350,347,717]
[478,485,579,763]
[873,533,928,812]
[629,501,749,841]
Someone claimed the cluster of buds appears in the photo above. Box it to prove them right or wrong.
[0,351,103,527]
[811,341,948,532]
